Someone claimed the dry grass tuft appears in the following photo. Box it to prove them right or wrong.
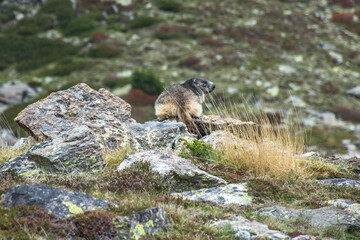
[102,147,130,170]
[205,98,305,182]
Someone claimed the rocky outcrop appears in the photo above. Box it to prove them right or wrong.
[0,125,104,175]
[15,83,137,149]
[212,216,290,239]
[0,128,17,146]
[113,207,168,240]
[193,115,258,136]
[316,178,360,189]
[172,183,252,206]
[127,120,195,151]
[0,184,112,219]
[117,150,227,191]
[13,83,193,152]
[258,205,360,231]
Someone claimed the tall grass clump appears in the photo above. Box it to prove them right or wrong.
[205,97,305,182]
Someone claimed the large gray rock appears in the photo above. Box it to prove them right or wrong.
[0,184,112,219]
[117,150,227,191]
[316,178,360,189]
[113,207,168,240]
[128,120,196,151]
[15,83,138,149]
[0,125,104,175]
[212,215,290,240]
[258,205,360,230]
[172,183,252,206]
[0,81,36,105]
[193,115,258,137]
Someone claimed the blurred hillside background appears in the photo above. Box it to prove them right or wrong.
[0,0,359,158]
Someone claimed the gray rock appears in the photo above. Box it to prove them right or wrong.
[326,199,360,217]
[15,83,139,149]
[346,85,360,99]
[212,215,290,240]
[0,184,112,219]
[0,125,105,175]
[117,150,227,191]
[128,120,196,151]
[316,178,360,189]
[258,205,360,230]
[0,128,17,146]
[200,130,240,150]
[193,115,257,137]
[172,183,252,206]
[0,81,36,105]
[113,207,168,240]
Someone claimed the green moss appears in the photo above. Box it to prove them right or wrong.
[127,16,160,29]
[180,139,219,160]
[131,69,163,95]
[157,0,183,12]
[10,14,54,36]
[0,35,79,72]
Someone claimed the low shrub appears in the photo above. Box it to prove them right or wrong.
[127,16,160,29]
[89,44,120,58]
[12,14,55,36]
[157,0,183,12]
[154,25,193,40]
[131,69,163,95]
[181,56,202,68]
[64,14,96,36]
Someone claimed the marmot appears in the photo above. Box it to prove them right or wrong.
[155,78,215,135]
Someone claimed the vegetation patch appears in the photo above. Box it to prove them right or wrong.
[89,44,121,58]
[131,69,163,95]
[39,0,76,31]
[156,0,183,12]
[0,35,78,72]
[127,16,160,29]
[41,58,94,77]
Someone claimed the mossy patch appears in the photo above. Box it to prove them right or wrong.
[127,16,161,29]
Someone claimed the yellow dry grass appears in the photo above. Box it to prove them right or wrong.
[206,98,305,181]
[102,147,130,171]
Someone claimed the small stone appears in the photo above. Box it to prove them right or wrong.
[212,215,289,239]
[113,207,168,240]
[278,65,296,74]
[316,178,360,189]
[117,150,227,191]
[1,184,112,219]
[173,183,252,206]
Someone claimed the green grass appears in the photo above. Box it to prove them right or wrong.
[131,69,163,95]
[0,35,79,72]
[127,16,160,29]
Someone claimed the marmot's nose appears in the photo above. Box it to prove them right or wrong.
[211,84,216,91]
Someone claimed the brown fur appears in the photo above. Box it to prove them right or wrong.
[155,78,215,136]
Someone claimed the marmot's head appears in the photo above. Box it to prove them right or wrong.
[184,78,215,96]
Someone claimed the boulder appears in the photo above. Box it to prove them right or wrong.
[258,205,360,230]
[0,81,36,105]
[316,178,360,189]
[0,125,104,175]
[117,150,227,191]
[212,215,290,239]
[113,207,168,240]
[15,83,138,149]
[172,183,252,206]
[0,128,17,146]
[0,184,112,219]
[128,120,196,151]
[193,115,258,137]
